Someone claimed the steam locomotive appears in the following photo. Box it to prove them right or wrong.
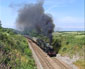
[25,35,56,57]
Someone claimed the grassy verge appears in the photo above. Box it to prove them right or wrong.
[0,28,37,69]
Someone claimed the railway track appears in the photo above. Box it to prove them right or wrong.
[52,58,72,69]
[27,38,72,69]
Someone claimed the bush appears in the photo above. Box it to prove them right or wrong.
[53,32,85,61]
[0,28,36,69]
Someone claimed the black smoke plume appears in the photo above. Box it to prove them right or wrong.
[16,1,55,43]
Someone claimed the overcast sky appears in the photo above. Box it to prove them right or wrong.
[0,0,84,31]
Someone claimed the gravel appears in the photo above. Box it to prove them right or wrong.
[56,54,79,69]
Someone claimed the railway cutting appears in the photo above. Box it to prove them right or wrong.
[27,38,72,69]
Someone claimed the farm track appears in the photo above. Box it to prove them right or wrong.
[28,38,72,69]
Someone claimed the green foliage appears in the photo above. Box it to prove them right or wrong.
[52,37,61,53]
[52,31,85,68]
[52,32,85,69]
[0,28,36,69]
[53,31,85,57]
[0,20,2,28]
[21,30,50,43]
[73,59,85,69]
[28,31,50,43]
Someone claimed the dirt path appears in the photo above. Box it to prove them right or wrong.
[28,39,72,69]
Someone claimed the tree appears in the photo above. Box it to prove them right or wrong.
[0,20,2,28]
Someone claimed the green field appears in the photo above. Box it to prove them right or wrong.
[52,31,85,69]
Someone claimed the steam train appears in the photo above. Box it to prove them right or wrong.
[24,35,56,57]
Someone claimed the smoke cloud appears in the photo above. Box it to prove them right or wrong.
[16,1,55,43]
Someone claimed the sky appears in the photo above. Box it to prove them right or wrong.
[0,0,84,31]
